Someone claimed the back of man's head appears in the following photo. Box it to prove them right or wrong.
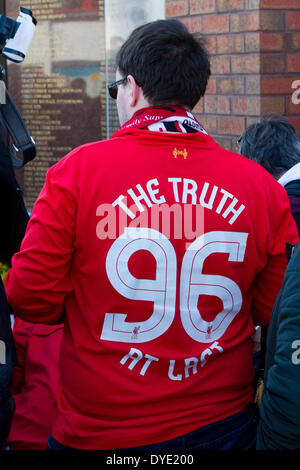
[238,115,300,179]
[116,19,211,110]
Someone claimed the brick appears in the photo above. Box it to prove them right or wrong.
[210,55,231,74]
[188,16,203,33]
[245,33,260,52]
[217,34,244,54]
[287,12,300,31]
[245,0,259,8]
[261,55,285,73]
[260,11,285,31]
[232,96,261,115]
[261,96,285,115]
[246,76,260,94]
[179,16,203,33]
[282,33,297,51]
[217,0,244,11]
[206,77,217,94]
[204,96,217,114]
[230,12,260,32]
[204,96,230,114]
[231,54,260,74]
[218,96,231,114]
[177,16,190,30]
[193,98,204,113]
[288,117,300,134]
[166,0,188,17]
[205,36,217,54]
[203,15,230,34]
[288,98,300,115]
[215,136,232,151]
[261,0,300,9]
[261,77,295,95]
[218,116,245,135]
[260,33,284,52]
[217,76,244,94]
[246,117,260,127]
[190,0,216,14]
[197,116,218,133]
[293,34,300,50]
[287,54,300,73]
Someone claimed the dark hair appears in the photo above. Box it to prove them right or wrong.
[238,115,300,179]
[116,19,211,110]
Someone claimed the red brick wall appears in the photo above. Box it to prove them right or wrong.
[166,0,300,151]
[260,1,300,134]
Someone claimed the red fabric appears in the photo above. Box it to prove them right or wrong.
[5,107,299,449]
[7,318,63,450]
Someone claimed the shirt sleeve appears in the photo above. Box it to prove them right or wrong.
[5,151,78,325]
[251,185,299,327]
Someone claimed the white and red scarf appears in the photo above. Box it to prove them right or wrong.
[117,105,208,135]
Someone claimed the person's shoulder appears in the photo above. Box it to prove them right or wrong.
[46,139,117,179]
[52,140,107,165]
[220,147,267,173]
[221,148,285,190]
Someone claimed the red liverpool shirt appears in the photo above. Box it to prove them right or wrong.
[5,108,298,449]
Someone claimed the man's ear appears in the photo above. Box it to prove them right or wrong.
[127,74,140,108]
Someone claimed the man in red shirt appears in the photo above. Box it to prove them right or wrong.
[5,19,299,450]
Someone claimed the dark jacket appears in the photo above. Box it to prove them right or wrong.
[256,241,300,450]
[0,142,29,262]
[0,279,16,446]
[0,138,29,447]
[285,180,300,236]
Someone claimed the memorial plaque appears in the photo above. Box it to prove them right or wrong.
[7,0,105,208]
[6,0,165,208]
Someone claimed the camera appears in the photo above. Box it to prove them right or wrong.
[0,7,37,168]
[0,7,36,63]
